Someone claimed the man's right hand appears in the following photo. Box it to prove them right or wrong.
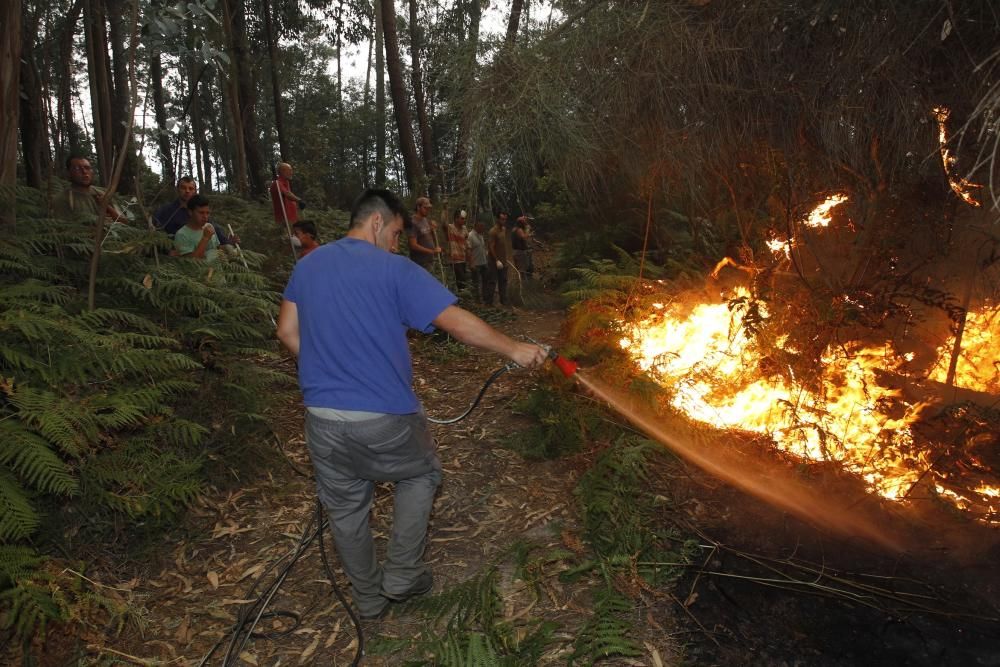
[509,342,548,369]
[496,260,503,269]
[202,223,215,238]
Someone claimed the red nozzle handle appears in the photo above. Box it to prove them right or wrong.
[553,354,579,378]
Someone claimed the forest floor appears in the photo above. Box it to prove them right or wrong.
[40,292,1000,666]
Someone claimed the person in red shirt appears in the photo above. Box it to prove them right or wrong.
[270,162,304,227]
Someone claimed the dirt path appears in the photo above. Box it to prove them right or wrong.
[107,308,673,665]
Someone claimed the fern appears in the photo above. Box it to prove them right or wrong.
[0,187,292,642]
[0,468,40,542]
[568,587,642,665]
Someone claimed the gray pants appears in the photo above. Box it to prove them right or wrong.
[305,411,441,616]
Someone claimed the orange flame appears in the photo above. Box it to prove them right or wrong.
[933,106,982,207]
[617,287,1000,520]
[803,193,848,228]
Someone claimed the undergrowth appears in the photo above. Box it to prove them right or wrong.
[0,186,292,649]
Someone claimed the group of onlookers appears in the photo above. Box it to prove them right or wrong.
[407,202,536,307]
[54,156,535,296]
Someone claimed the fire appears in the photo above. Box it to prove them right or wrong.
[617,287,1000,520]
[803,193,848,228]
[927,306,1000,393]
[933,106,982,207]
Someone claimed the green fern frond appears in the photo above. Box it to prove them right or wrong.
[0,468,41,542]
[0,545,45,585]
[0,421,78,496]
[568,587,641,665]
[7,386,92,456]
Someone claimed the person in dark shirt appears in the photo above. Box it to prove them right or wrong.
[153,176,234,245]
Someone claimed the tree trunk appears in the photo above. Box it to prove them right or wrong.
[379,0,423,192]
[450,0,481,193]
[262,0,289,161]
[83,0,115,182]
[219,0,249,194]
[199,74,214,192]
[505,0,525,48]
[106,0,137,193]
[375,0,386,186]
[0,0,21,226]
[150,52,175,184]
[231,0,266,195]
[57,0,85,159]
[19,6,51,188]
[408,0,434,194]
[362,10,374,186]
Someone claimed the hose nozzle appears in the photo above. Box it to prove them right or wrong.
[547,348,579,378]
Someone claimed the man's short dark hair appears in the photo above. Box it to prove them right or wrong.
[66,153,91,170]
[177,175,196,187]
[187,194,210,211]
[350,189,409,229]
[292,220,317,239]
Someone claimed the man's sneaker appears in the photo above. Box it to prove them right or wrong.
[381,571,434,602]
[358,597,391,621]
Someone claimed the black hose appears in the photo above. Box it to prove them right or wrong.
[200,364,513,665]
[427,364,515,424]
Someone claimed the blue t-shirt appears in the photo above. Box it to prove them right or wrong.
[283,237,457,414]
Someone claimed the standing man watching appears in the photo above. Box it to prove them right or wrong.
[53,155,126,223]
[446,209,470,291]
[407,196,442,271]
[153,176,232,245]
[487,212,510,306]
[270,162,304,227]
[276,189,547,620]
[466,220,489,302]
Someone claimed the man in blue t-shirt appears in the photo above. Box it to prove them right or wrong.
[277,189,547,620]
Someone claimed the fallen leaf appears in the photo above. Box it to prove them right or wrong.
[239,651,258,665]
[207,571,219,589]
[174,614,191,644]
[299,635,321,664]
[238,564,265,582]
[142,274,153,289]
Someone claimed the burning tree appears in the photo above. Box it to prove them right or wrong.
[470,1,1000,526]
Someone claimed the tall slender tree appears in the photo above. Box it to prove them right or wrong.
[56,0,85,160]
[505,0,525,48]
[106,0,138,192]
[83,0,115,182]
[379,0,422,191]
[19,4,52,188]
[0,0,22,225]
[375,0,386,186]
[150,51,175,184]
[408,0,435,191]
[263,0,289,161]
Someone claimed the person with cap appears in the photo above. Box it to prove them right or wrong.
[445,209,470,291]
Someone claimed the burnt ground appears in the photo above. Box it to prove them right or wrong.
[23,299,1000,666]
